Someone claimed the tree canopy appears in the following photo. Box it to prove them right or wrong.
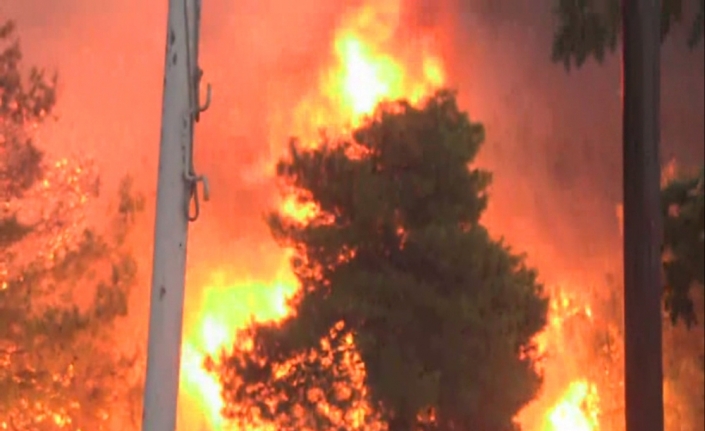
[1,20,144,430]
[0,20,55,225]
[214,91,548,431]
[661,168,704,327]
[552,0,704,70]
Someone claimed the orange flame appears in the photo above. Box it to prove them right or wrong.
[325,9,444,120]
[179,271,296,430]
[544,380,600,431]
[178,2,607,431]
[517,285,606,431]
[290,1,444,144]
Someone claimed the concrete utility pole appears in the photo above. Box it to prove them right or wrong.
[621,0,664,430]
[142,0,210,429]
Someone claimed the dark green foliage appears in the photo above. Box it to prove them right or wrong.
[215,91,548,430]
[1,19,56,251]
[661,284,704,429]
[0,176,145,430]
[690,0,705,46]
[0,21,56,125]
[661,168,704,327]
[0,215,32,248]
[0,19,145,430]
[552,0,704,70]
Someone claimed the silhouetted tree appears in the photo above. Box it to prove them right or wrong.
[0,19,144,430]
[661,168,704,327]
[215,91,548,431]
[552,0,703,70]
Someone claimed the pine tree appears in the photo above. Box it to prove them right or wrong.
[214,91,548,431]
[0,19,144,431]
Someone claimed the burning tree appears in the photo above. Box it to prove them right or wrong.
[214,91,549,431]
[0,20,143,430]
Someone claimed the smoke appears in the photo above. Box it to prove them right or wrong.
[10,0,702,304]
[5,0,361,335]
[439,0,703,285]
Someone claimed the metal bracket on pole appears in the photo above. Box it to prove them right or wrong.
[198,80,212,115]
[184,0,211,222]
[185,70,211,222]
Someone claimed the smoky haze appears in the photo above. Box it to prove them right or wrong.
[437,0,703,285]
[6,0,704,400]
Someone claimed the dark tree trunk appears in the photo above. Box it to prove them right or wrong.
[621,0,665,430]
[387,414,413,431]
[436,336,462,431]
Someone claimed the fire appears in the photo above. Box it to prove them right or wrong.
[179,270,296,430]
[545,380,601,431]
[515,284,606,431]
[289,1,444,144]
[325,2,444,122]
[178,1,608,431]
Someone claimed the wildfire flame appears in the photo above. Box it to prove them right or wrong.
[179,270,296,430]
[177,1,604,430]
[545,380,600,431]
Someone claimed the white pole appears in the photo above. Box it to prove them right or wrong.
[142,0,209,429]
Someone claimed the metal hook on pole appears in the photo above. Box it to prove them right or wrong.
[187,69,211,221]
[186,173,210,222]
[194,68,211,120]
[181,0,211,222]
[199,82,211,113]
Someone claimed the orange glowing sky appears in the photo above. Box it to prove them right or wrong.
[4,0,703,430]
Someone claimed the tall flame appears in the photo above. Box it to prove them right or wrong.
[326,6,444,120]
[289,1,444,142]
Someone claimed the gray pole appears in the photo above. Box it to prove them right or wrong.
[621,0,664,430]
[142,0,209,429]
